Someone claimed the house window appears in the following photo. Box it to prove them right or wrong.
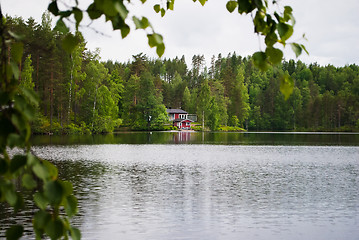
[179,114,187,119]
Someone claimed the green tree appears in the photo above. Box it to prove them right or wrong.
[208,97,220,130]
[197,79,211,127]
[81,55,108,131]
[228,65,250,127]
[210,80,229,125]
[122,74,140,127]
[68,36,86,124]
[137,72,168,130]
[20,54,35,89]
[182,86,191,112]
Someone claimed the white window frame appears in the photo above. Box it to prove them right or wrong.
[179,114,187,119]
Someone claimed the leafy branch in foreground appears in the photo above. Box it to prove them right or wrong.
[0,8,80,240]
[47,0,308,99]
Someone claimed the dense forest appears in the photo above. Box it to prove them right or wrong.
[7,13,359,133]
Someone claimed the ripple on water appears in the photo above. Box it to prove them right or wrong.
[2,144,359,240]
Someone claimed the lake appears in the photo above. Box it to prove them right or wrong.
[1,132,359,239]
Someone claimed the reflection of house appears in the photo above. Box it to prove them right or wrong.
[166,109,194,130]
[173,131,192,143]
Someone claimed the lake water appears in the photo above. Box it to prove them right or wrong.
[1,132,359,239]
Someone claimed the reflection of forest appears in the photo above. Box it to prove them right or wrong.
[29,132,359,146]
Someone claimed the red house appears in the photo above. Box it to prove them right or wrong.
[166,109,193,130]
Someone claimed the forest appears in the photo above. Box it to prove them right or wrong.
[7,13,359,133]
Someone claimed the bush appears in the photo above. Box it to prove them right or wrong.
[163,125,178,131]
[191,125,201,131]
[218,125,246,132]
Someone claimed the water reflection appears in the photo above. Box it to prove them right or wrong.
[2,145,358,239]
[30,132,359,146]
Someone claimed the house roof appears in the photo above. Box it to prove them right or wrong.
[173,118,194,122]
[166,109,188,114]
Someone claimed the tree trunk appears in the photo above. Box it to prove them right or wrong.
[92,86,99,130]
[68,54,73,124]
[50,70,53,132]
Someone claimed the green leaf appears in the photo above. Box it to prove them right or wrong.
[252,51,270,71]
[14,95,35,120]
[64,195,78,217]
[34,192,48,210]
[34,210,51,229]
[48,1,59,16]
[0,157,8,174]
[148,34,155,47]
[133,16,141,29]
[22,174,37,190]
[33,163,50,180]
[301,44,309,55]
[70,227,81,240]
[114,2,129,19]
[156,43,165,57]
[265,47,283,65]
[59,10,72,18]
[284,6,293,15]
[87,3,102,20]
[10,155,27,174]
[43,160,58,180]
[238,0,255,14]
[120,24,130,38]
[7,133,25,149]
[148,34,163,48]
[133,16,149,30]
[73,7,83,29]
[62,33,80,54]
[265,31,278,48]
[5,225,23,240]
[226,1,238,13]
[54,19,69,34]
[33,160,58,181]
[45,218,64,240]
[253,10,266,33]
[103,0,117,17]
[110,15,125,30]
[290,43,302,58]
[13,192,24,212]
[11,112,27,132]
[27,153,39,166]
[10,62,20,80]
[280,72,294,100]
[277,23,293,42]
[61,180,74,196]
[5,187,17,206]
[21,88,39,106]
[167,0,174,10]
[161,8,166,17]
[11,42,24,64]
[44,180,64,205]
[198,0,207,6]
[153,4,161,13]
[141,17,149,29]
[283,6,295,24]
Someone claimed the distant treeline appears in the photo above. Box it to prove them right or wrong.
[7,14,359,133]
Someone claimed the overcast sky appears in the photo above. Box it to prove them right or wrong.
[2,0,359,67]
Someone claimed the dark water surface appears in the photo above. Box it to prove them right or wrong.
[1,132,359,239]
[30,131,359,146]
